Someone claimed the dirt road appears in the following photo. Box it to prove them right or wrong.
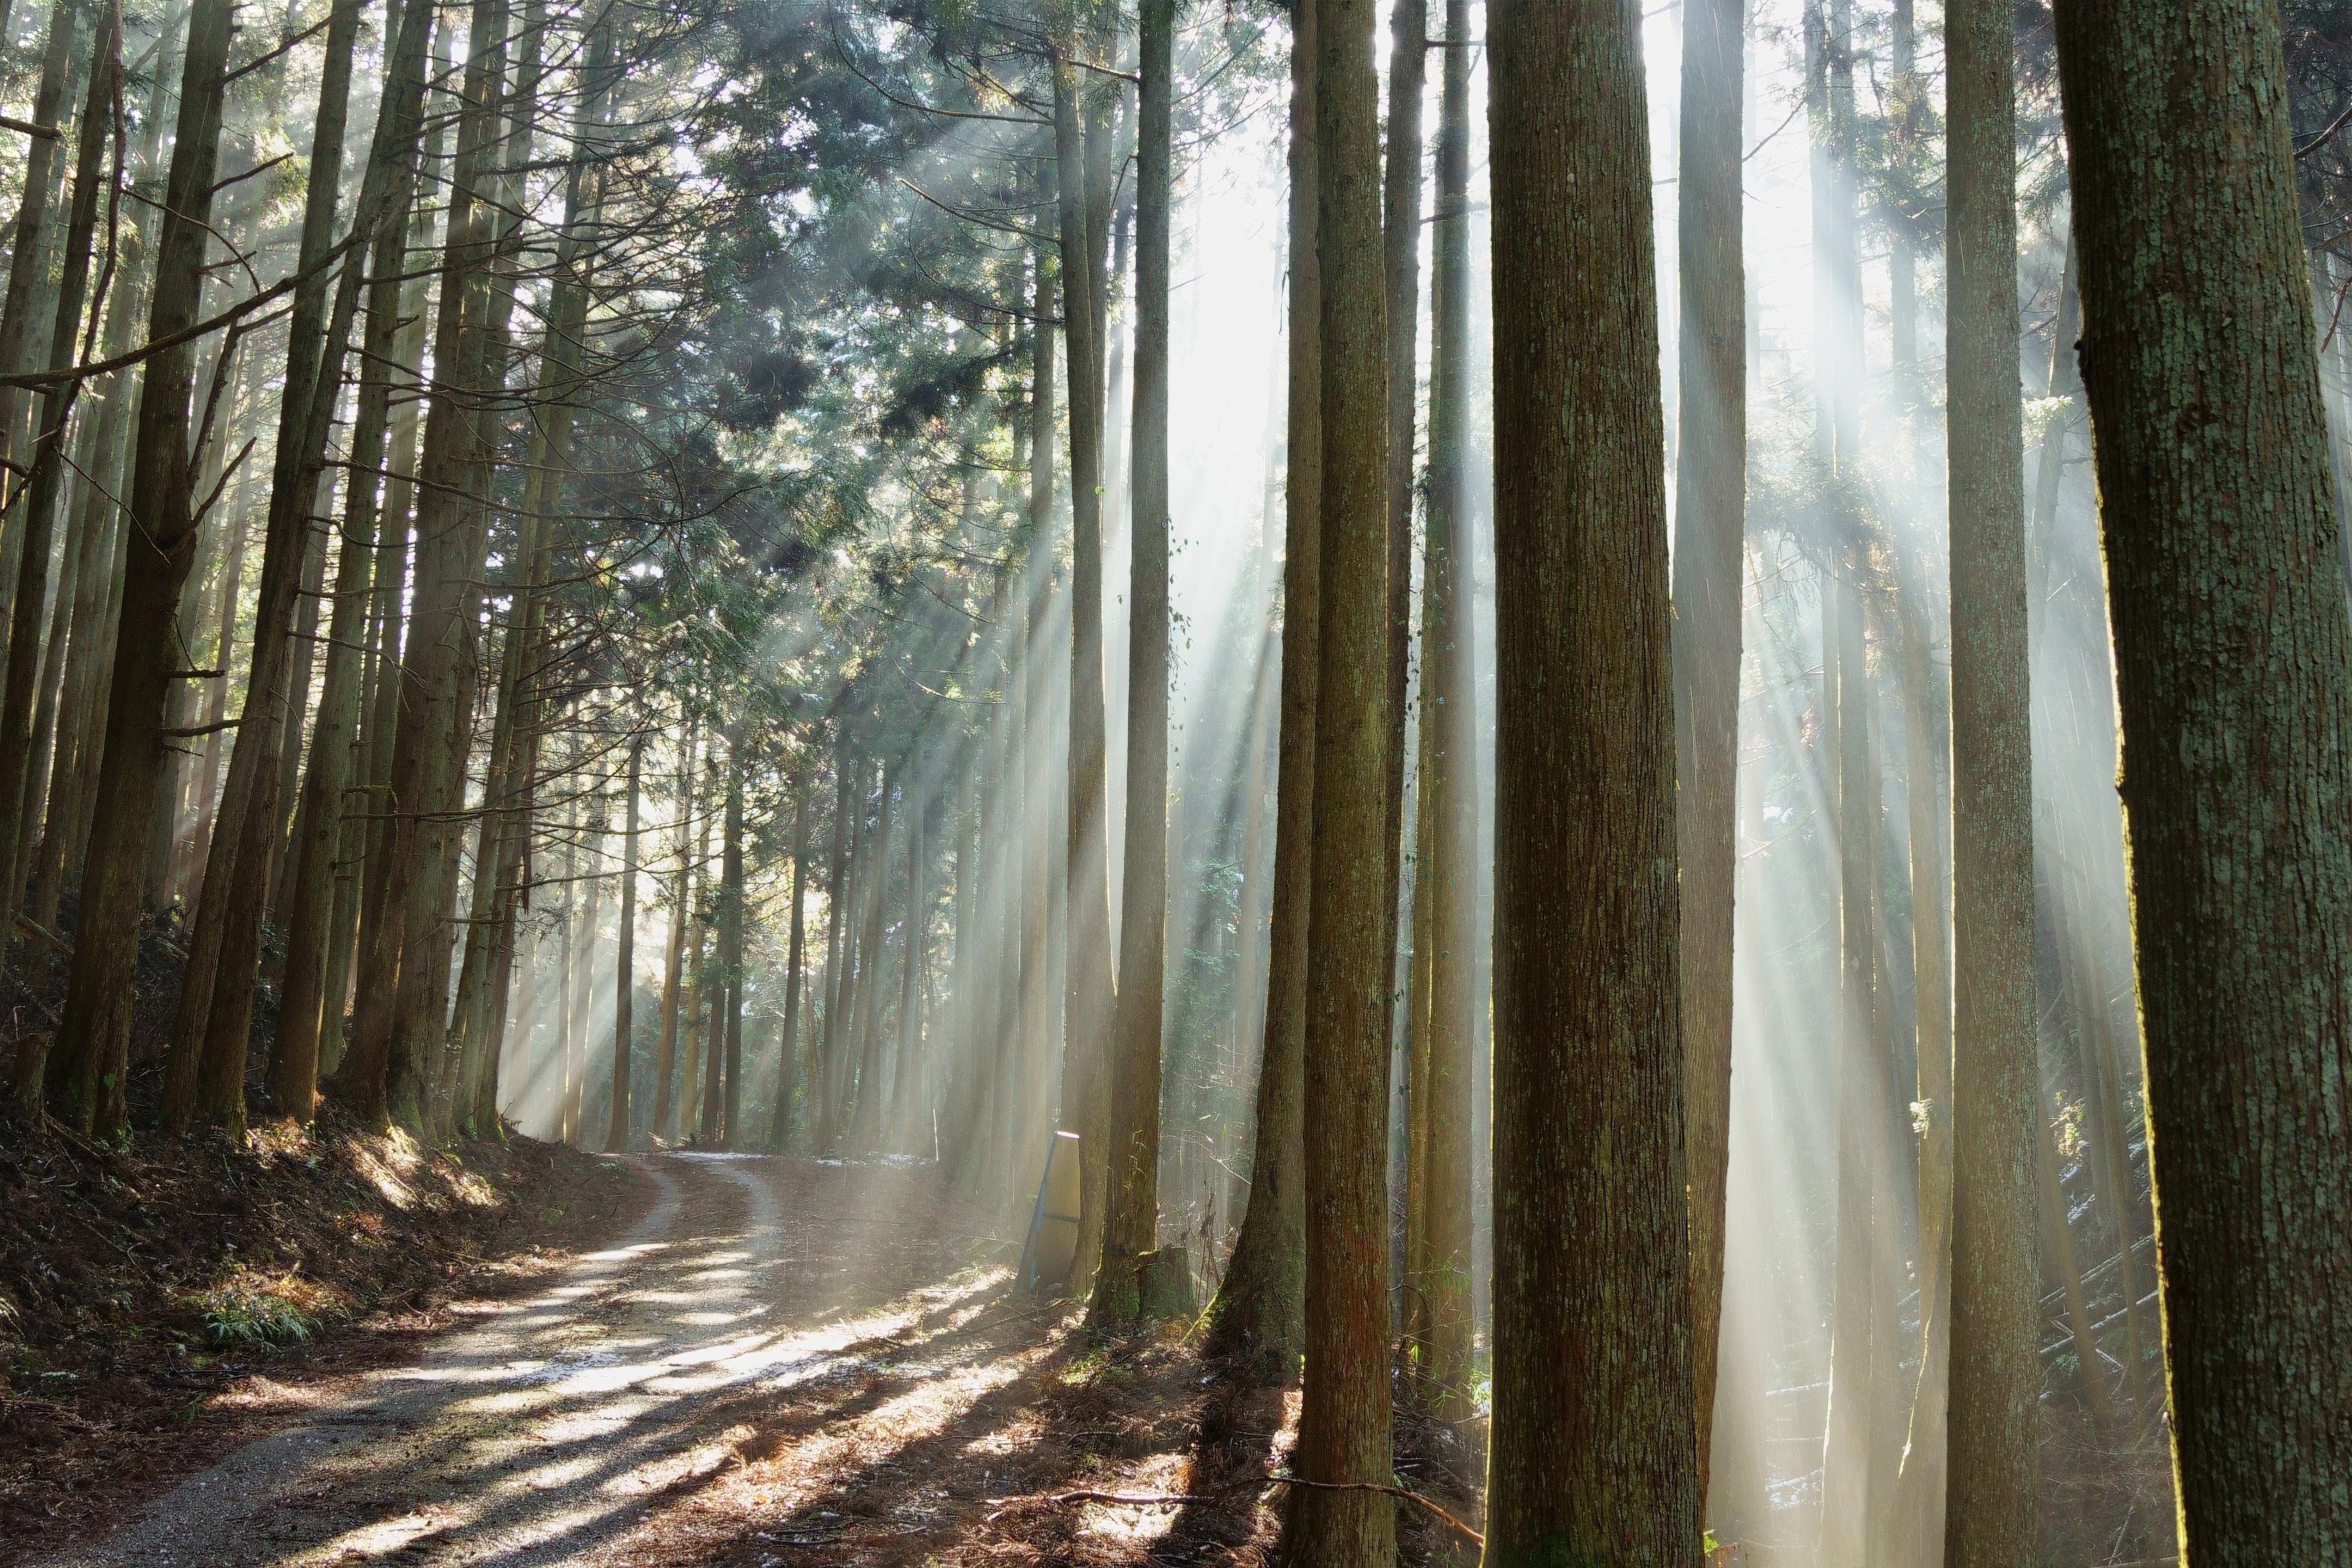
[30,1153,1285,1568]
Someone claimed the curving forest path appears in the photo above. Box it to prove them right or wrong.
[27,1153,1287,1568]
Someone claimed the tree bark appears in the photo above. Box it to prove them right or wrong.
[1943,0,2040,1555]
[2051,0,2352,1554]
[1671,0,1745,1496]
[1285,0,1392,1550]
[1484,0,1702,1560]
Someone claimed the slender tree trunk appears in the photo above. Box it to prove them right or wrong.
[771,778,808,1152]
[2036,1085,2114,1433]
[1943,0,2040,1555]
[1484,0,1701,1560]
[2051,1,2352,1554]
[1375,0,1426,1287]
[29,0,176,924]
[1052,58,1118,1293]
[342,0,514,1129]
[270,0,442,1119]
[1093,0,1173,1325]
[169,0,425,1135]
[847,762,895,1150]
[49,0,240,1137]
[1401,0,1477,1428]
[718,728,745,1147]
[1202,0,1315,1375]
[813,745,850,1151]
[1285,0,1392,1550]
[605,739,641,1152]
[654,720,697,1141]
[1672,0,1745,1496]
[0,0,115,960]
[0,0,82,545]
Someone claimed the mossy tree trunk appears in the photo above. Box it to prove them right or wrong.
[2050,0,2352,1554]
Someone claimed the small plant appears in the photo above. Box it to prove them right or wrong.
[197,1275,332,1349]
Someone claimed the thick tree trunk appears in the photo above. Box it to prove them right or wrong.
[1200,0,1315,1378]
[1671,0,1745,1496]
[2051,1,2352,1554]
[1943,0,2040,1557]
[1484,0,1701,1561]
[1285,0,1392,1551]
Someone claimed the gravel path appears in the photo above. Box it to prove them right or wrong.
[35,1153,967,1568]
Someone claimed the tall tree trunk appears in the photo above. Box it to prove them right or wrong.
[269,0,443,1120]
[1375,0,1426,1296]
[1094,0,1173,1325]
[1400,0,1477,1428]
[49,0,240,1137]
[1672,0,1745,1496]
[654,720,697,1141]
[2051,0,2352,1554]
[1943,0,2040,1556]
[1052,58,1118,1293]
[1484,0,1701,1560]
[1285,0,1392,1550]
[167,0,425,1134]
[718,728,745,1147]
[813,744,850,1151]
[567,786,607,1144]
[0,0,82,574]
[29,0,179,927]
[1201,0,1315,1376]
[771,778,808,1152]
[606,738,641,1152]
[0,0,115,961]
[341,0,515,1129]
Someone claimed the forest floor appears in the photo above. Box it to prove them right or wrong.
[11,1153,1478,1568]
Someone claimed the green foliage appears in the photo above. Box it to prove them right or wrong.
[197,1277,326,1349]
